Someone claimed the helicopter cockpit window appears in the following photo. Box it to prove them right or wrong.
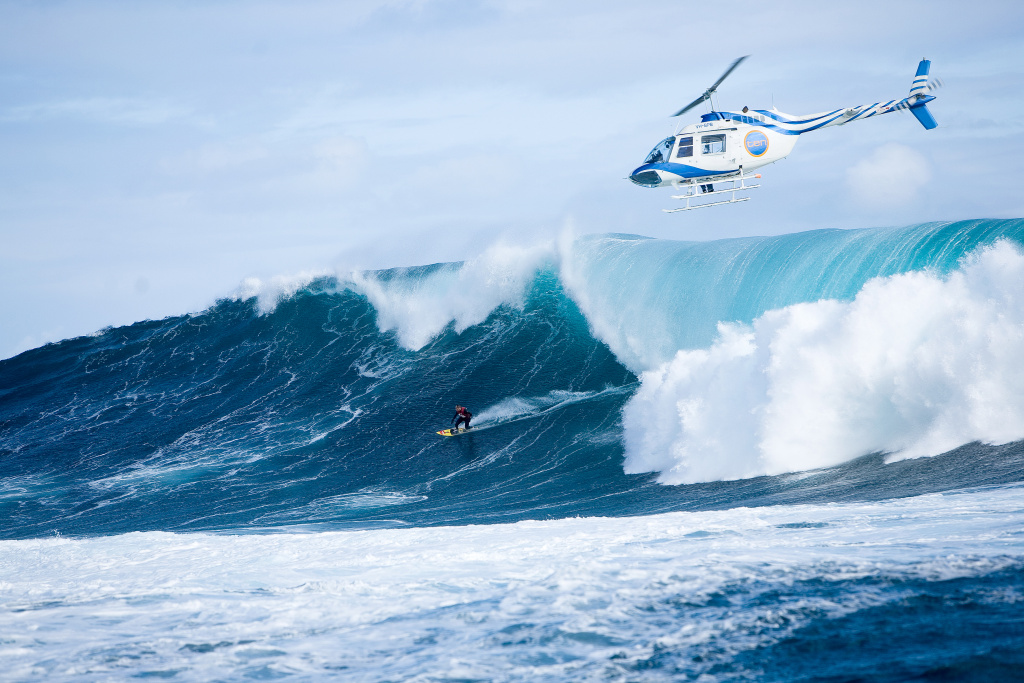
[644,136,676,165]
[675,136,693,158]
[701,134,726,155]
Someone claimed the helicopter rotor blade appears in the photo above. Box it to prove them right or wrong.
[708,55,749,93]
[670,55,749,117]
[671,92,710,117]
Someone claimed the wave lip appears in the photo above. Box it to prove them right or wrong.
[348,241,554,350]
[561,220,1024,374]
[623,240,1024,484]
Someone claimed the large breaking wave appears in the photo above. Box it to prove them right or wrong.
[2,219,1024,538]
[623,240,1024,483]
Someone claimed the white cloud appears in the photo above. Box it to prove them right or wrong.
[846,143,931,208]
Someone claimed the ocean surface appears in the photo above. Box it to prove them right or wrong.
[2,218,1024,680]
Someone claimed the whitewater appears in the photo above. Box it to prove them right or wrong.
[2,219,1024,680]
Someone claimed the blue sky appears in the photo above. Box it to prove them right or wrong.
[2,0,1023,358]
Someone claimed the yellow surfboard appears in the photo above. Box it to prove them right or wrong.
[437,427,472,437]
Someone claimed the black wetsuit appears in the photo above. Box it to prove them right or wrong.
[452,408,472,431]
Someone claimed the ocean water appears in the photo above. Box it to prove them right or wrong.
[2,219,1024,680]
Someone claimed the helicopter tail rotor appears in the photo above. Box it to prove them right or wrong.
[671,55,749,117]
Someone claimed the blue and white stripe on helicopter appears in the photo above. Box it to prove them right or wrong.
[630,57,942,211]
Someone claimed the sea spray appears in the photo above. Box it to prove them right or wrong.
[349,240,554,350]
[622,240,1024,483]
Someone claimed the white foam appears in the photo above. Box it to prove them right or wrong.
[236,270,333,313]
[623,241,1024,484]
[257,490,429,523]
[220,228,632,386]
[348,240,555,350]
[473,386,632,426]
[1,485,1021,680]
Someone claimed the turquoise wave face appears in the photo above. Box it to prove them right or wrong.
[566,219,1024,372]
[2,219,1024,538]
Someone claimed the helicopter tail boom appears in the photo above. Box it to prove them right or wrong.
[763,59,941,134]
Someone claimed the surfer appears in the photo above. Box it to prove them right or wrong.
[451,405,472,431]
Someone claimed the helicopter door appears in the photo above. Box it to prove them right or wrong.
[727,131,742,165]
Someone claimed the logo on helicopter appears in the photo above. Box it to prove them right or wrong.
[744,130,769,157]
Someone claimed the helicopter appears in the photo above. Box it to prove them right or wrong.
[630,57,942,211]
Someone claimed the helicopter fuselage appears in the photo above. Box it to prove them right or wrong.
[629,111,799,188]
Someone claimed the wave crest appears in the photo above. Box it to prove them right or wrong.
[349,241,554,350]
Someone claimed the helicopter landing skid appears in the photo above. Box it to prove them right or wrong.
[663,172,761,212]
